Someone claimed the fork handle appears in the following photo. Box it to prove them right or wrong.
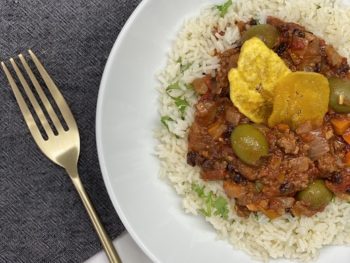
[67,167,121,263]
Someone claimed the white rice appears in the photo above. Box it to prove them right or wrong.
[155,0,350,261]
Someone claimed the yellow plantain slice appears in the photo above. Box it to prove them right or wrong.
[268,72,330,129]
[229,37,291,123]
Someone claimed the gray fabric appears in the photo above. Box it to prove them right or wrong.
[0,0,141,262]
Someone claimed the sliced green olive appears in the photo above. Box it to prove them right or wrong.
[230,124,269,166]
[241,24,279,49]
[329,78,350,113]
[297,180,333,210]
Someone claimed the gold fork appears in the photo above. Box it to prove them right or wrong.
[1,50,121,263]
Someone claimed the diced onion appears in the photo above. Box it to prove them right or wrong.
[308,130,330,160]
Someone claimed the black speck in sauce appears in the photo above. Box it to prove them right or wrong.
[330,172,343,184]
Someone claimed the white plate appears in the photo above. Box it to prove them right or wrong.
[96,0,350,262]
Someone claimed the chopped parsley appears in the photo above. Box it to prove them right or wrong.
[216,0,233,17]
[174,97,189,118]
[177,57,193,73]
[192,183,205,198]
[213,196,229,219]
[166,82,181,99]
[160,116,174,131]
[164,82,189,121]
[192,183,229,219]
[181,62,193,73]
[254,213,259,220]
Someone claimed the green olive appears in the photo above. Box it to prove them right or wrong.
[241,24,279,49]
[329,78,350,113]
[297,180,333,210]
[230,124,269,166]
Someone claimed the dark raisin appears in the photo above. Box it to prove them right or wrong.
[336,63,350,76]
[292,28,305,38]
[330,172,343,184]
[315,63,321,73]
[249,19,258,25]
[275,42,288,55]
[226,163,235,174]
[187,151,198,167]
[346,188,350,194]
[231,172,247,185]
[223,125,234,139]
[280,182,293,194]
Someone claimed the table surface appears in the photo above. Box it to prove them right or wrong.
[0,0,141,262]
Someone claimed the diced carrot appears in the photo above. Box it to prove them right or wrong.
[276,123,290,132]
[262,209,281,220]
[343,129,350,144]
[344,152,350,167]
[246,204,259,212]
[331,118,350,135]
[300,133,314,143]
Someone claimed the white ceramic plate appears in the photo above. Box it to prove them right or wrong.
[96,0,350,262]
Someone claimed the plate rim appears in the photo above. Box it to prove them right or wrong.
[95,0,157,262]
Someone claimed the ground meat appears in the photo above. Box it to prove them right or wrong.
[277,132,299,154]
[187,17,350,219]
[216,48,240,96]
[317,153,339,174]
[288,157,312,173]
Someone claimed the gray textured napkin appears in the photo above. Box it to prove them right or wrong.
[0,0,141,262]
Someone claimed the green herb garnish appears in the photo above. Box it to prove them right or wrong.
[181,62,193,73]
[254,213,259,220]
[174,97,189,118]
[160,116,174,131]
[192,183,229,219]
[192,183,205,198]
[166,82,181,99]
[164,82,190,118]
[213,196,229,219]
[200,191,214,217]
[216,0,233,17]
[177,57,193,73]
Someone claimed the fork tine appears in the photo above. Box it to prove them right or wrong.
[9,58,54,138]
[18,54,65,134]
[28,50,77,130]
[1,61,45,141]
